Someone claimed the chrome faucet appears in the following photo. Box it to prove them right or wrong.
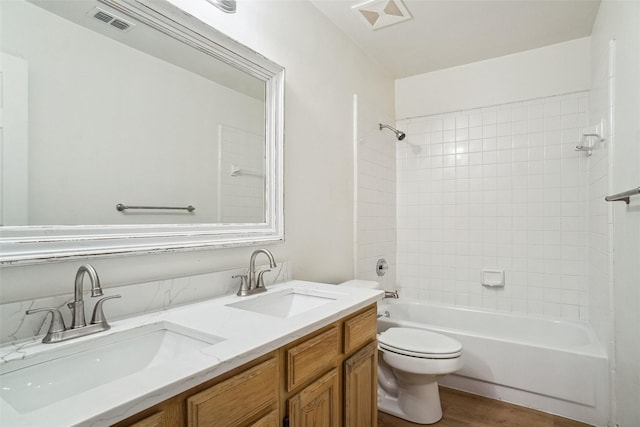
[384,290,399,299]
[249,249,277,289]
[234,248,277,296]
[26,264,121,343]
[69,264,103,329]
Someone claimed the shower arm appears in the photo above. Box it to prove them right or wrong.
[379,123,406,141]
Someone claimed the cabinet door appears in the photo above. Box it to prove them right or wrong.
[288,368,340,427]
[187,357,278,427]
[344,341,377,427]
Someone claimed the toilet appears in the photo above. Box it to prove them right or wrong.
[340,280,463,425]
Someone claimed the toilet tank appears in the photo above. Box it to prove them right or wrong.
[340,280,382,290]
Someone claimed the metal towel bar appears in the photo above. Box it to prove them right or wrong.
[605,187,640,205]
[116,204,195,212]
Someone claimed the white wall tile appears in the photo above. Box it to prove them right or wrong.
[396,91,590,321]
[356,97,397,289]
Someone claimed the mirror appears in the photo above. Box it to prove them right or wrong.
[0,0,284,265]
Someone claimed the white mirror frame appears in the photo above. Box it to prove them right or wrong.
[0,0,284,266]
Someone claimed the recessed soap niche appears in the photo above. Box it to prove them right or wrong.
[481,269,505,288]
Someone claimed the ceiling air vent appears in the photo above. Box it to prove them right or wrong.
[352,0,412,30]
[87,7,135,32]
[110,19,130,31]
[93,10,112,23]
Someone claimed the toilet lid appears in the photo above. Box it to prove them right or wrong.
[378,327,462,358]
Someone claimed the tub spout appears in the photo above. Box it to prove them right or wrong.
[384,290,399,299]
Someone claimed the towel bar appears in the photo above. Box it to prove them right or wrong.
[116,204,195,212]
[605,187,640,205]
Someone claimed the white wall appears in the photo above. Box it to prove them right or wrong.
[590,2,640,426]
[396,37,591,119]
[0,0,394,303]
[587,1,615,385]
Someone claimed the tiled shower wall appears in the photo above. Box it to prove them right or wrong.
[355,95,396,289]
[219,125,265,223]
[396,91,591,321]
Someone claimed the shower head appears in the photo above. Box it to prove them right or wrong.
[379,123,406,141]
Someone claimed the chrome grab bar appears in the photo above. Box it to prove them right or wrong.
[605,187,640,205]
[116,203,195,212]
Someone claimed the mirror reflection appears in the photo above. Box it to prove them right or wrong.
[1,0,267,226]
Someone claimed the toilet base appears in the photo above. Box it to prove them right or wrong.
[378,380,443,425]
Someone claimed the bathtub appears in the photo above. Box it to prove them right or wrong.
[377,299,609,426]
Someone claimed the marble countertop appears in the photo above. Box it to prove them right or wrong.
[0,280,382,426]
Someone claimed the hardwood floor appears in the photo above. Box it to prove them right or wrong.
[377,387,593,427]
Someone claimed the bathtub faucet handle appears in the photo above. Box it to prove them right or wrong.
[384,290,399,299]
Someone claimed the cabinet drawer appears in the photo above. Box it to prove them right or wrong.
[343,305,377,354]
[187,357,278,427]
[286,326,339,391]
[127,411,165,427]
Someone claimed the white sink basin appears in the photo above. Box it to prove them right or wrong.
[0,322,224,414]
[226,288,339,318]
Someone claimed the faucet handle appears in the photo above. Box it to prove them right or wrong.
[90,295,121,326]
[233,274,250,296]
[26,308,66,334]
[256,269,271,289]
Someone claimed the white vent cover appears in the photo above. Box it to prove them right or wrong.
[87,7,135,32]
[352,0,412,30]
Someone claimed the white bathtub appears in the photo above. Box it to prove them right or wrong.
[377,300,609,426]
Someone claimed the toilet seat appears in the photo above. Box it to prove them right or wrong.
[378,327,462,359]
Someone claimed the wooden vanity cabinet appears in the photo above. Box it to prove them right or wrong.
[285,325,340,392]
[112,352,279,427]
[126,411,167,427]
[287,368,341,426]
[187,357,279,426]
[283,304,378,427]
[343,306,378,426]
[344,306,377,354]
[113,304,377,427]
[344,341,378,427]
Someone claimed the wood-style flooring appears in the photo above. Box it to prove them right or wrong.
[377,387,593,427]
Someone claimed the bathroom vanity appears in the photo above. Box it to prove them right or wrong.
[115,303,377,426]
[0,281,381,426]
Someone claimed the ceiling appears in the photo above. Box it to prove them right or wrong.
[310,0,600,79]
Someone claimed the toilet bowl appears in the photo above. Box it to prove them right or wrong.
[340,280,463,425]
[377,327,463,424]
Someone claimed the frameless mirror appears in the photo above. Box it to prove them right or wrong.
[0,0,284,265]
